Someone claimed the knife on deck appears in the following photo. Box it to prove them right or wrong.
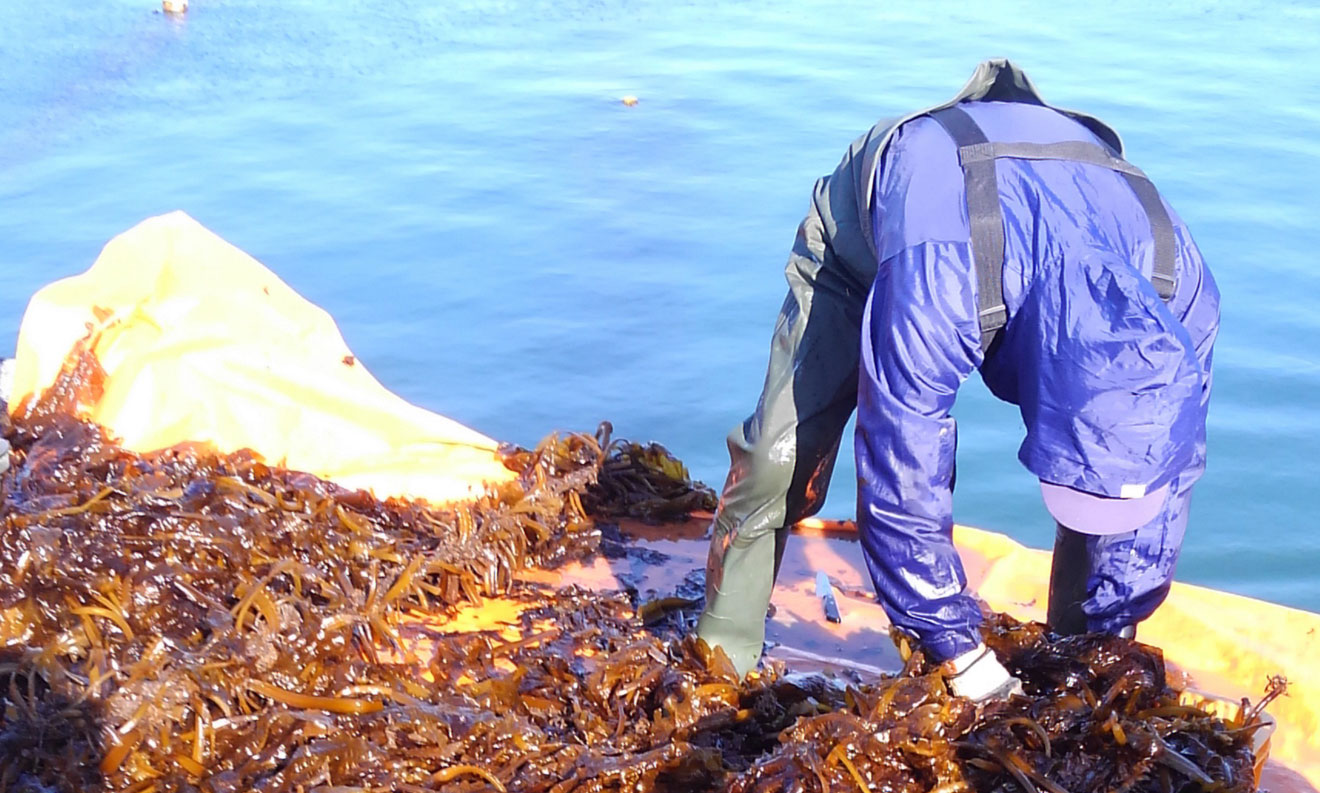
[815,570,842,624]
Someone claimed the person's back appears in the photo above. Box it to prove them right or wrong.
[875,101,1217,412]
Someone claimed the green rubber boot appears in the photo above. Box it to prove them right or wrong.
[695,518,783,678]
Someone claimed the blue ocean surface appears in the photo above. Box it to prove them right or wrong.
[1,1,1317,612]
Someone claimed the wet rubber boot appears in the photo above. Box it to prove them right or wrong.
[1047,523,1141,639]
[1046,522,1091,635]
[696,521,787,678]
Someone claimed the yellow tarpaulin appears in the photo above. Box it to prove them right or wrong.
[7,211,514,504]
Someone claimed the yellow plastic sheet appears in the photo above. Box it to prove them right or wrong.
[8,211,514,504]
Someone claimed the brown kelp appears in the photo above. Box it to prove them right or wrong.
[728,618,1280,793]
[0,350,1276,792]
[0,348,604,791]
[583,422,718,522]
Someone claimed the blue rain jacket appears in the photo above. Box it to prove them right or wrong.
[855,101,1220,662]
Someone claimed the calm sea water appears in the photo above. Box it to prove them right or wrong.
[2,1,1317,612]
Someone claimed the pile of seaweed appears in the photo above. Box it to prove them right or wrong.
[0,357,1277,793]
[582,423,718,523]
[730,621,1281,793]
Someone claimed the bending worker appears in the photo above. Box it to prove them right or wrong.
[696,59,1219,700]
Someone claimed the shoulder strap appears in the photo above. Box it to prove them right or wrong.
[927,106,1007,353]
[925,106,1179,354]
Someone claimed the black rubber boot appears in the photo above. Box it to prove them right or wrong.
[1046,523,1091,635]
[1047,523,1141,639]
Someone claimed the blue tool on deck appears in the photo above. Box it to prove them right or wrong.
[815,570,841,624]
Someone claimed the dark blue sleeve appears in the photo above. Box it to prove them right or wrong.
[854,239,985,663]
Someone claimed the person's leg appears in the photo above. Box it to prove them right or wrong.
[1047,477,1192,636]
[1046,522,1092,635]
[696,116,892,676]
[697,241,868,676]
